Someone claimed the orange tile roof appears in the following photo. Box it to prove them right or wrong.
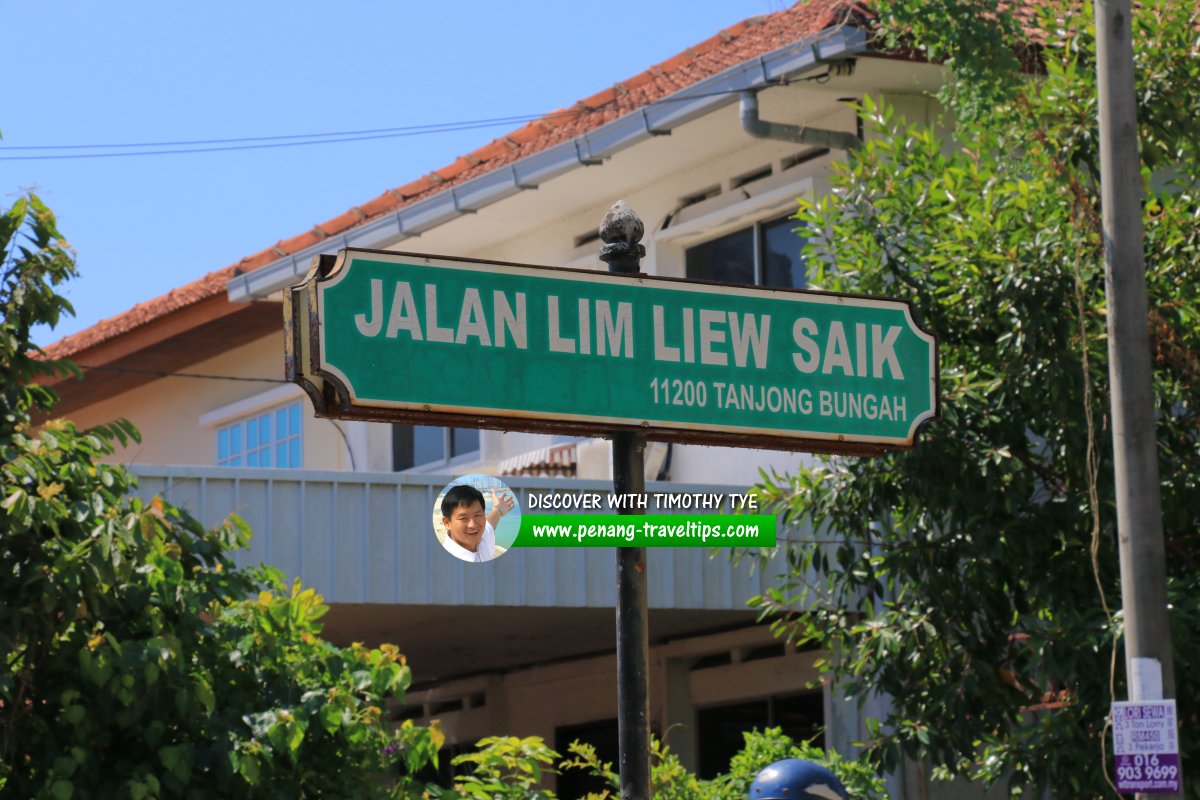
[44,0,879,361]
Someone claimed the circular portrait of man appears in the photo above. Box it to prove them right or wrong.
[432,474,521,563]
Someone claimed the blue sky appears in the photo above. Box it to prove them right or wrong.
[4,1,781,346]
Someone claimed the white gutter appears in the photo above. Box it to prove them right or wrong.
[226,26,869,303]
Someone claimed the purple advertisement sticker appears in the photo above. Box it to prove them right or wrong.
[1115,753,1181,794]
[1112,700,1181,794]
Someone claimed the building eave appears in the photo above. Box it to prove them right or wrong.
[224,25,869,304]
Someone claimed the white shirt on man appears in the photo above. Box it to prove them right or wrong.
[441,521,496,563]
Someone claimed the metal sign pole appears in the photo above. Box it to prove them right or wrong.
[600,200,652,800]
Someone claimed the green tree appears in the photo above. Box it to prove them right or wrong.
[446,736,560,800]
[0,194,442,797]
[753,1,1200,796]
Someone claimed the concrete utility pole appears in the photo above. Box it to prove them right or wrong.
[1093,1,1181,797]
[599,200,652,800]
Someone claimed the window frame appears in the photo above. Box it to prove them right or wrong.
[391,424,481,472]
[215,400,303,469]
[683,213,808,289]
[200,385,307,470]
[653,170,829,283]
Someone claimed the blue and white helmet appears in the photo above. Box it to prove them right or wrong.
[749,758,848,799]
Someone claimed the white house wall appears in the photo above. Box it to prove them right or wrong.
[64,335,333,467]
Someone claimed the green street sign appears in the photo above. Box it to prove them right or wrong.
[286,249,938,454]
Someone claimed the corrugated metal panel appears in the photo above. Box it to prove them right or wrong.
[130,466,805,610]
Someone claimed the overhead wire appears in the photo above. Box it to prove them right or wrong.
[77,363,288,384]
[0,113,567,151]
[0,72,836,162]
[0,119,539,161]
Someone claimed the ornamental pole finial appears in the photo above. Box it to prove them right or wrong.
[599,199,645,274]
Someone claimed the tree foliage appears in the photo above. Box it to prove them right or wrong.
[753,1,1200,796]
[0,195,441,797]
[866,0,1029,120]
